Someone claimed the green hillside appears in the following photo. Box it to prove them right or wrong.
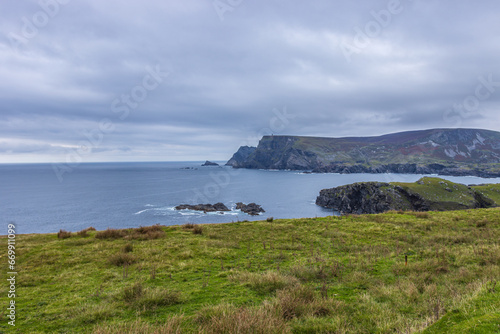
[1,209,499,333]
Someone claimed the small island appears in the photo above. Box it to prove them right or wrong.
[201,161,219,166]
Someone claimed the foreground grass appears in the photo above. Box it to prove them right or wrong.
[1,209,499,333]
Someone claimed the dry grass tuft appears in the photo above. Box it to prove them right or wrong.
[134,224,163,234]
[137,288,183,308]
[76,227,96,237]
[230,271,299,295]
[92,317,185,334]
[192,225,203,235]
[95,228,125,240]
[121,243,133,253]
[274,284,316,320]
[123,282,144,302]
[196,303,290,334]
[109,253,136,266]
[413,212,430,219]
[476,219,489,228]
[130,224,165,240]
[121,283,183,310]
[182,223,196,229]
[57,229,72,239]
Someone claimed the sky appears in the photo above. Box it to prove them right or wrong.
[1,0,500,163]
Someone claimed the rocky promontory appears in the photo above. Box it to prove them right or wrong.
[316,177,498,214]
[226,146,256,167]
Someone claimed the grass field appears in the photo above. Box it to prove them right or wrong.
[1,209,499,333]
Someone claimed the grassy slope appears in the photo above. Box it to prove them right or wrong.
[0,209,499,333]
[385,177,500,211]
[474,183,500,204]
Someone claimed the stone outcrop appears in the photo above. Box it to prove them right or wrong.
[236,202,265,215]
[316,182,429,214]
[201,161,219,166]
[175,203,229,213]
[175,202,265,215]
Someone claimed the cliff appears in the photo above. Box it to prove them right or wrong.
[316,177,498,214]
[226,146,257,167]
[226,128,500,177]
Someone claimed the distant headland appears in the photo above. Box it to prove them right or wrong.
[226,128,500,177]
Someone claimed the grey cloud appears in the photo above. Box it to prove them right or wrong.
[1,0,500,162]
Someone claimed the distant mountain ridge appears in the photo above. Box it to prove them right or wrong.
[226,128,500,177]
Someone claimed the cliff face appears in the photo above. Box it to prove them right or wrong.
[316,182,427,214]
[316,177,497,214]
[236,136,319,170]
[225,146,256,167]
[227,129,500,177]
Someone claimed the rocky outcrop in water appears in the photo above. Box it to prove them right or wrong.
[175,203,229,213]
[175,202,265,215]
[202,161,219,166]
[236,202,265,215]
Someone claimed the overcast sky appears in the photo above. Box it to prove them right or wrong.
[1,0,500,163]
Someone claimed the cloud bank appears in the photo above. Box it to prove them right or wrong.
[1,0,499,163]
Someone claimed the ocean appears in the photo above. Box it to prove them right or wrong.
[2,161,500,234]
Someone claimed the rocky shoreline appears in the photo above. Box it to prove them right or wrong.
[310,163,500,178]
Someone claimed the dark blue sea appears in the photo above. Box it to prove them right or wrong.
[2,161,500,234]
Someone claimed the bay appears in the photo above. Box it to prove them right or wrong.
[1,161,499,234]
